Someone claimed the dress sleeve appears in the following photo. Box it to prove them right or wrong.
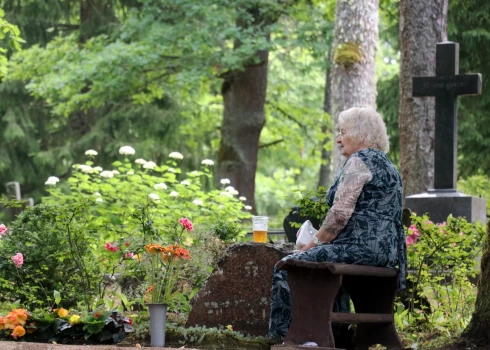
[320,156,373,238]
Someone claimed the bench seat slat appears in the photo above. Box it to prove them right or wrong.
[331,312,393,324]
[277,260,398,277]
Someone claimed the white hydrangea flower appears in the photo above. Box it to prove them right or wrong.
[112,170,120,175]
[148,193,160,202]
[180,180,191,186]
[239,196,247,201]
[93,192,101,196]
[220,191,233,198]
[244,205,252,210]
[85,149,98,156]
[143,161,156,170]
[225,186,235,192]
[229,189,239,195]
[168,167,176,173]
[45,176,60,186]
[127,171,135,175]
[220,178,231,185]
[75,164,92,173]
[192,199,203,206]
[169,191,179,197]
[154,183,167,190]
[201,159,214,166]
[92,166,103,172]
[100,171,114,178]
[169,152,184,159]
[135,158,147,165]
[95,197,104,203]
[119,146,136,155]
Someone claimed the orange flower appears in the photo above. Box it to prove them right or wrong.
[57,308,69,318]
[146,286,154,294]
[0,316,5,330]
[11,325,26,339]
[145,244,165,254]
[12,309,28,325]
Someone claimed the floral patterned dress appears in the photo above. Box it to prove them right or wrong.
[268,148,407,339]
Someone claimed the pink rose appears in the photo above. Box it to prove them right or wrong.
[124,252,134,259]
[178,218,194,232]
[408,225,420,236]
[0,224,7,236]
[11,253,23,268]
[406,236,415,246]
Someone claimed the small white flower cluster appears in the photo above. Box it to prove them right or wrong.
[180,180,191,186]
[220,178,230,185]
[244,205,252,210]
[143,161,156,170]
[168,167,176,173]
[189,171,200,177]
[154,183,167,190]
[169,152,184,159]
[119,146,136,155]
[135,158,147,165]
[225,186,239,196]
[192,199,203,206]
[45,176,60,186]
[148,193,160,202]
[85,149,98,156]
[169,191,179,197]
[201,159,214,166]
[220,191,233,198]
[100,171,114,178]
[239,196,246,201]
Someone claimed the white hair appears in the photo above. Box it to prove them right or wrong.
[338,107,390,153]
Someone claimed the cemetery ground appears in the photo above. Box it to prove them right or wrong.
[0,148,488,349]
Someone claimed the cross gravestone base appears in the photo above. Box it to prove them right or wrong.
[405,190,486,224]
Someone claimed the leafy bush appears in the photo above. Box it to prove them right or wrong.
[0,203,102,308]
[396,214,485,347]
[0,148,251,312]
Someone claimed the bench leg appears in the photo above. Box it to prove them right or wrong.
[285,267,342,348]
[343,275,403,349]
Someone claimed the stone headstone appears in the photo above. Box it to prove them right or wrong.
[186,243,292,336]
[5,182,34,221]
[406,41,486,223]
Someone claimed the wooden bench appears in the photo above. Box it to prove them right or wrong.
[274,260,410,350]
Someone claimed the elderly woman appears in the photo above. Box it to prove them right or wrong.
[268,107,407,340]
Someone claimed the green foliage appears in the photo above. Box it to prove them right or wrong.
[0,8,23,78]
[0,202,102,309]
[165,324,271,349]
[458,174,490,215]
[288,186,328,228]
[211,220,244,243]
[396,214,485,347]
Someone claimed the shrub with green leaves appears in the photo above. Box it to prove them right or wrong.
[0,202,102,309]
[396,214,485,346]
[1,148,250,311]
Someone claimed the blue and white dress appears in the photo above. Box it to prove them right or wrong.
[268,148,407,339]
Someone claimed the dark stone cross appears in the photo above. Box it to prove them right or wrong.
[412,41,482,190]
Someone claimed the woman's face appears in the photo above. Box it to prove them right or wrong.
[336,125,364,157]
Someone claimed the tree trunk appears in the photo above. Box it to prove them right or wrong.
[318,66,332,188]
[216,8,271,211]
[463,220,490,343]
[330,0,379,172]
[399,0,448,196]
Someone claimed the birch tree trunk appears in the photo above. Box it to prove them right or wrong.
[318,66,332,188]
[216,8,270,211]
[330,0,379,172]
[399,0,448,196]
